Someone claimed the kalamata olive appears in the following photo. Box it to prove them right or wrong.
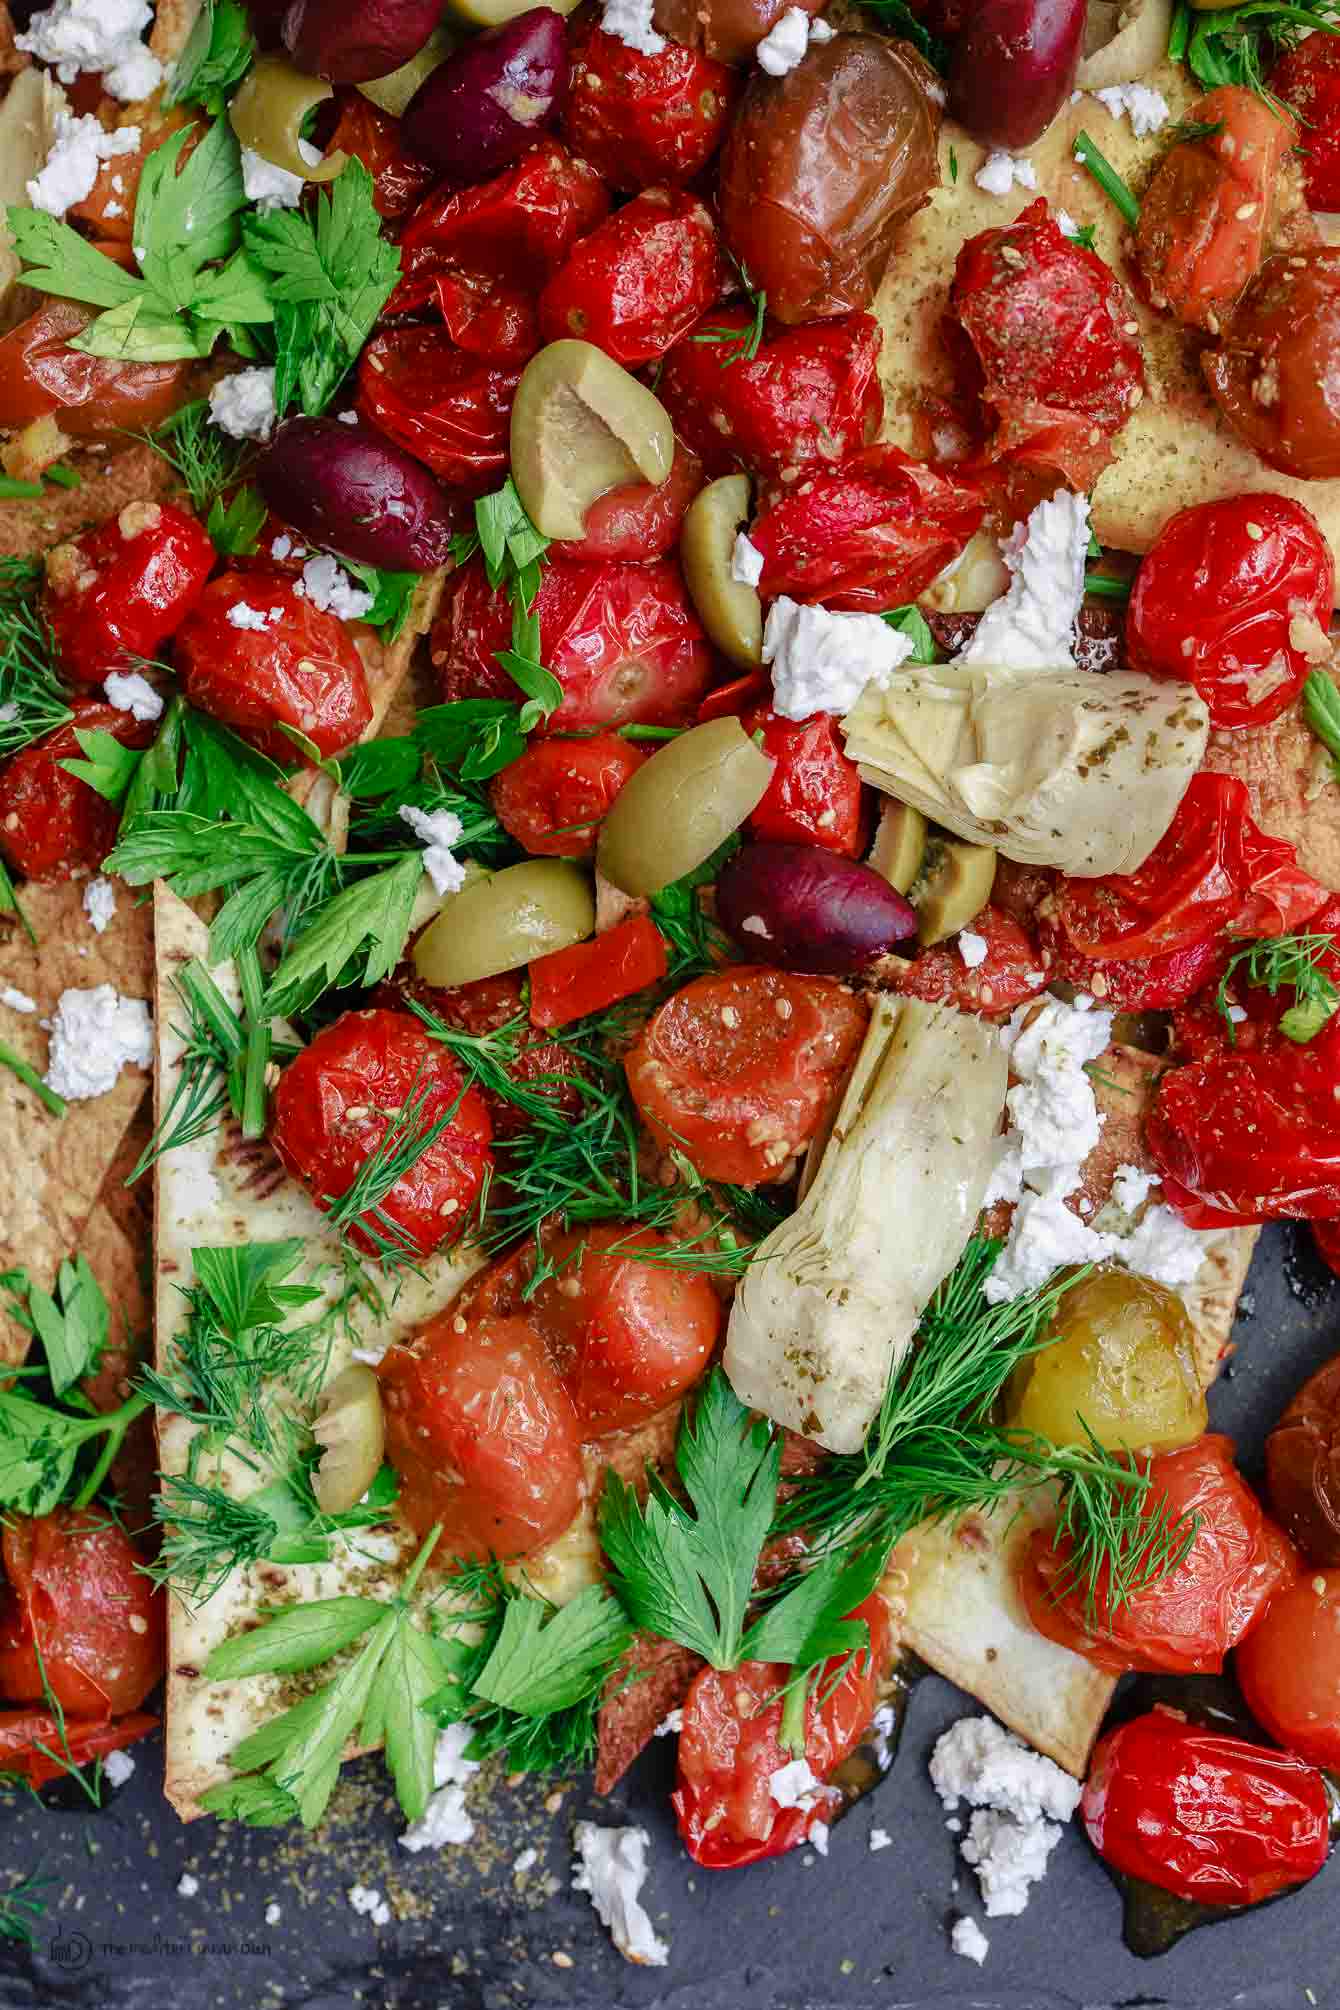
[403,9,568,182]
[718,33,941,326]
[653,0,823,64]
[413,860,595,985]
[680,474,762,669]
[255,416,459,572]
[510,340,675,541]
[1266,1355,1340,1564]
[597,717,774,897]
[284,0,447,82]
[716,841,916,972]
[313,1363,386,1513]
[948,0,1086,150]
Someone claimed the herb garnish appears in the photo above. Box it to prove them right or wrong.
[142,397,250,516]
[1216,931,1340,1044]
[882,603,938,664]
[0,1871,53,1946]
[164,0,256,116]
[1304,668,1340,782]
[858,0,951,71]
[0,561,70,763]
[1169,0,1340,102]
[1073,131,1141,227]
[0,1041,65,1118]
[0,1266,148,1516]
[690,266,768,367]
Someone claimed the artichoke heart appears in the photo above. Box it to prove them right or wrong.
[724,996,1008,1453]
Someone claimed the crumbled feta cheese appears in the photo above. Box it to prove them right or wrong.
[398,804,467,897]
[0,986,36,1014]
[300,554,374,623]
[1227,1002,1248,1024]
[104,669,163,722]
[869,1702,897,1770]
[809,1820,830,1856]
[1117,1203,1210,1291]
[226,601,278,632]
[769,1757,826,1809]
[264,1902,281,1926]
[176,1873,199,1897]
[18,0,162,102]
[600,0,666,54]
[987,1189,1110,1301]
[962,1807,1066,1916]
[103,1748,136,1787]
[26,112,140,217]
[44,984,151,1102]
[654,1708,683,1736]
[338,409,359,425]
[208,367,278,443]
[869,1827,893,1852]
[764,597,915,721]
[1056,208,1080,236]
[270,534,300,562]
[572,1823,669,1967]
[954,490,1091,674]
[0,703,16,724]
[951,1916,990,1964]
[398,1723,479,1853]
[732,531,765,587]
[958,930,989,969]
[931,1714,1081,1918]
[241,145,309,210]
[1111,1161,1158,1214]
[756,5,816,74]
[1092,83,1170,137]
[82,877,117,935]
[974,150,1038,197]
[347,1885,392,1926]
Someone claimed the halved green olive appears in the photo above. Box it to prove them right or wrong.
[597,716,774,897]
[313,1363,385,1514]
[443,0,580,26]
[229,56,347,183]
[357,28,458,114]
[868,799,927,895]
[414,859,595,985]
[680,475,762,669]
[510,340,675,541]
[911,836,996,946]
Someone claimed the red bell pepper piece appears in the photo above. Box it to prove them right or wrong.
[529,915,669,1029]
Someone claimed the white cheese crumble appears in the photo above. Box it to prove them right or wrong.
[347,1884,391,1926]
[654,1707,683,1736]
[869,1827,893,1852]
[572,1823,669,1968]
[26,113,140,218]
[241,142,320,211]
[1111,1161,1158,1213]
[82,876,117,934]
[300,554,373,623]
[763,597,916,721]
[755,6,831,73]
[514,1847,538,1874]
[264,1902,281,1927]
[954,490,1091,674]
[1092,83,1170,137]
[398,804,467,896]
[103,1748,136,1787]
[17,0,162,102]
[44,984,151,1102]
[974,151,1038,197]
[769,1756,827,1809]
[1056,208,1080,236]
[226,601,279,632]
[951,1916,990,1964]
[398,1723,480,1853]
[732,531,765,587]
[208,367,278,443]
[176,1873,199,1897]
[104,669,162,722]
[931,1715,1081,1918]
[600,0,666,54]
[958,930,989,969]
[0,986,36,1014]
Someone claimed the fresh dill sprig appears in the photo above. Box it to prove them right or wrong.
[0,1870,54,1945]
[140,398,251,515]
[649,837,739,982]
[131,961,244,1182]
[0,573,71,762]
[1216,930,1340,1044]
[148,1463,397,1605]
[690,265,767,367]
[321,1068,472,1266]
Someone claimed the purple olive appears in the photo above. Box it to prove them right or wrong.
[255,417,460,573]
[948,0,1086,152]
[717,842,917,975]
[283,0,446,83]
[402,9,569,184]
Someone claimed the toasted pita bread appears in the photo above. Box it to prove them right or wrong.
[1201,677,1340,892]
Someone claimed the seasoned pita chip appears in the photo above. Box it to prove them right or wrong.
[1201,685,1340,892]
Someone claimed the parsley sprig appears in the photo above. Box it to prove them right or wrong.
[1169,0,1340,101]
[1216,931,1340,1044]
[164,0,256,115]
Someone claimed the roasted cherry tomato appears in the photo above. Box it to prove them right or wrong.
[1021,1434,1297,1675]
[378,1312,583,1557]
[748,444,983,614]
[538,189,723,367]
[741,703,865,857]
[1236,1567,1340,1765]
[174,568,373,763]
[0,699,154,883]
[529,915,669,1031]
[657,309,883,479]
[320,88,439,219]
[374,963,583,1139]
[0,299,190,439]
[0,1708,157,1790]
[270,1008,493,1259]
[626,965,868,1183]
[1082,1709,1330,1908]
[674,1593,890,1867]
[882,905,1047,1017]
[0,1510,163,1717]
[552,440,704,562]
[490,734,646,856]
[1149,1038,1340,1225]
[1038,916,1228,1012]
[560,8,738,194]
[1269,34,1340,210]
[42,500,214,686]
[947,196,1146,491]
[1126,495,1334,729]
[1135,88,1296,333]
[356,327,523,493]
[1204,246,1340,480]
[1266,1355,1340,1564]
[432,555,714,729]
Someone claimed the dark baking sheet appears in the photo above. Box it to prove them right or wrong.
[2,1221,1338,2010]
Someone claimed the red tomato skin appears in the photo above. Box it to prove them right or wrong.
[1270,37,1340,209]
[882,905,1047,1017]
[1126,496,1334,729]
[1021,1435,1298,1675]
[0,299,191,439]
[432,555,714,730]
[747,446,984,614]
[529,914,669,1031]
[538,189,724,367]
[373,962,584,1138]
[658,309,883,479]
[490,733,646,856]
[321,88,439,219]
[377,1312,583,1558]
[674,1594,890,1867]
[1147,1036,1340,1225]
[356,327,523,493]
[742,703,865,856]
[0,1707,157,1788]
[175,569,373,763]
[43,501,215,686]
[1314,1219,1340,1275]
[0,1510,163,1717]
[1236,1568,1340,1765]
[1036,914,1229,1011]
[0,699,154,883]
[1081,1709,1330,1907]
[626,966,868,1183]
[560,9,738,194]
[270,1008,493,1259]
[552,440,704,562]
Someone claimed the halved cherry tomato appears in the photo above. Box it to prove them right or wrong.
[0,299,191,439]
[0,1708,157,1789]
[43,500,214,686]
[881,905,1046,1017]
[174,568,373,763]
[1126,495,1334,729]
[0,699,154,884]
[674,1593,890,1868]
[374,962,584,1139]
[1021,1434,1297,1675]
[626,965,868,1183]
[741,703,866,857]
[378,1311,583,1557]
[1203,246,1340,482]
[1270,34,1340,209]
[560,7,738,194]
[1149,1039,1340,1225]
[319,88,439,220]
[1081,1709,1330,1907]
[356,328,523,493]
[490,734,646,856]
[0,1510,163,1717]
[1265,1353,1340,1563]
[538,189,724,367]
[270,1008,493,1259]
[1236,1567,1340,1765]
[552,440,704,562]
[529,914,669,1031]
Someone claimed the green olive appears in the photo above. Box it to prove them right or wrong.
[510,340,675,541]
[413,860,595,986]
[313,1363,385,1514]
[680,475,763,670]
[910,836,996,946]
[597,717,774,898]
[443,0,580,25]
[357,28,458,115]
[1004,1266,1208,1453]
[229,55,347,184]
[868,799,927,895]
